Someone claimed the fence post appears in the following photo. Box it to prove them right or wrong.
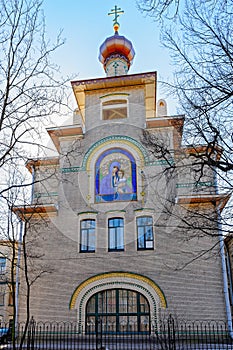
[168,314,176,350]
[27,316,35,350]
[96,318,103,350]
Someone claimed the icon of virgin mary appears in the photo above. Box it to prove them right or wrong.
[99,161,120,201]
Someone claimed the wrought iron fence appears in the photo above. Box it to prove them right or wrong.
[1,316,233,349]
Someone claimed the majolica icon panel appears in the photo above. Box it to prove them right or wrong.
[95,148,137,202]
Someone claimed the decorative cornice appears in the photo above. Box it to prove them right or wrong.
[71,72,156,122]
[176,193,231,211]
[47,125,84,152]
[182,144,222,161]
[71,71,156,89]
[12,204,58,221]
[146,115,184,129]
[26,157,59,173]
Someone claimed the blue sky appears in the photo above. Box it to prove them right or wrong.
[42,0,176,114]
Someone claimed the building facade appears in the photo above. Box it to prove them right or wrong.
[0,241,15,324]
[14,14,230,331]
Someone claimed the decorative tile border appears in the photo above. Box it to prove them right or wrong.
[83,135,148,171]
[70,272,167,309]
[34,192,58,198]
[146,159,174,166]
[176,181,215,188]
[61,135,174,174]
[62,167,82,173]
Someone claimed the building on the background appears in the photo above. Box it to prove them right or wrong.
[0,241,15,323]
[224,235,233,318]
[14,8,230,331]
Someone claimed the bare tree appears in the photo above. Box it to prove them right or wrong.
[0,0,69,344]
[139,0,233,177]
[136,0,181,19]
[0,154,57,349]
[137,0,232,19]
[138,0,233,227]
[137,1,233,332]
[0,0,68,198]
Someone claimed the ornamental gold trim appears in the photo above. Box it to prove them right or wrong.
[69,272,167,309]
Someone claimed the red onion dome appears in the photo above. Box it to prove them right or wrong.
[99,33,135,69]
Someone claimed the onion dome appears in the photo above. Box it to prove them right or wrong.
[98,8,135,77]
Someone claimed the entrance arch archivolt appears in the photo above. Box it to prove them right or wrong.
[69,272,167,327]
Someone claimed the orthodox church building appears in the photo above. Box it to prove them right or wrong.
[14,8,230,331]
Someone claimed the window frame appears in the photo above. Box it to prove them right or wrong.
[101,96,129,121]
[86,288,150,334]
[0,258,6,275]
[136,216,154,251]
[80,219,96,253]
[108,217,124,252]
[0,286,5,306]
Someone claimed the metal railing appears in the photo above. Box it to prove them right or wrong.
[1,316,233,349]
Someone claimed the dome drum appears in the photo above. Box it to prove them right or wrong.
[104,53,130,70]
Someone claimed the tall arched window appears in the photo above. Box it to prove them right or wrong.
[102,99,128,120]
[137,216,154,250]
[80,219,96,252]
[86,289,150,334]
[108,218,124,251]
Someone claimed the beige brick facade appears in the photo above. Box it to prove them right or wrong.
[14,33,230,329]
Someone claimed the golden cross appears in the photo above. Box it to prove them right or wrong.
[108,5,124,26]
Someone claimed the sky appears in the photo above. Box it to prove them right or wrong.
[42,0,177,115]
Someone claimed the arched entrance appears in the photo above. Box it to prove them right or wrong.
[70,272,167,332]
[86,288,150,333]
